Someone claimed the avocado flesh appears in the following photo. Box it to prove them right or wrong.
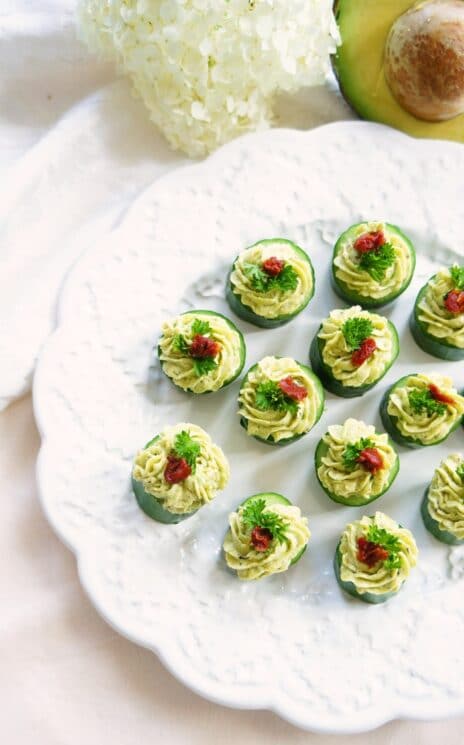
[334,0,464,143]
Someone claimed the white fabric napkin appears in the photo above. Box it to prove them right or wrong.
[0,0,353,410]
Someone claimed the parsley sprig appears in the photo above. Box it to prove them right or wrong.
[255,380,298,415]
[366,525,402,571]
[450,265,464,291]
[173,430,201,472]
[456,462,464,485]
[408,389,446,417]
[359,242,396,282]
[241,498,288,544]
[342,438,375,471]
[172,318,218,377]
[243,262,298,293]
[342,317,374,351]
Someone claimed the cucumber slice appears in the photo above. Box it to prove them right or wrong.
[334,543,400,604]
[236,492,306,565]
[239,359,325,446]
[158,309,246,394]
[421,487,464,546]
[331,223,416,309]
[380,374,462,448]
[309,320,399,398]
[132,434,197,524]
[314,436,399,506]
[226,239,315,328]
[410,281,464,361]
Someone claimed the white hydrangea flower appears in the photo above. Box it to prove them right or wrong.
[77,0,340,157]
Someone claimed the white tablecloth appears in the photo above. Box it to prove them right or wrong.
[2,2,463,741]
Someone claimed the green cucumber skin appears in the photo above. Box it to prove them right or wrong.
[331,223,416,309]
[238,492,306,565]
[226,239,315,328]
[314,437,399,507]
[309,321,399,398]
[239,360,325,446]
[334,544,399,604]
[132,476,197,524]
[410,285,464,360]
[380,376,463,448]
[158,309,246,394]
[421,487,464,546]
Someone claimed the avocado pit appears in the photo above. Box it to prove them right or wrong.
[384,0,464,121]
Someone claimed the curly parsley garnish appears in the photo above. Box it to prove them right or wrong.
[359,242,396,282]
[408,388,446,417]
[457,462,464,484]
[342,317,374,351]
[173,430,201,472]
[366,525,402,571]
[192,357,217,376]
[191,318,212,335]
[172,318,218,377]
[342,438,374,471]
[450,265,464,291]
[173,334,189,354]
[243,262,298,293]
[241,498,288,544]
[255,380,298,414]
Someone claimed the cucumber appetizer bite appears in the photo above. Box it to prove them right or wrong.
[334,512,418,604]
[238,355,325,445]
[309,306,399,398]
[226,238,315,328]
[223,492,310,580]
[421,454,464,546]
[315,418,399,507]
[132,423,230,524]
[332,221,415,308]
[411,264,464,361]
[380,373,464,449]
[158,310,245,394]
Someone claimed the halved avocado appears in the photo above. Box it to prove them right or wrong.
[230,492,307,565]
[239,359,325,446]
[309,320,399,398]
[226,239,315,328]
[158,309,246,394]
[315,434,399,506]
[132,436,197,524]
[421,486,464,545]
[333,0,464,143]
[410,278,464,361]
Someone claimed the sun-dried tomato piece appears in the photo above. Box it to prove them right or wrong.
[353,231,386,255]
[356,447,384,474]
[189,334,220,359]
[164,454,191,484]
[356,536,389,568]
[351,337,377,367]
[278,376,308,402]
[251,526,273,552]
[262,256,285,276]
[444,289,464,314]
[428,383,455,406]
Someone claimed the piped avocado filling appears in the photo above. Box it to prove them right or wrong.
[417,266,464,348]
[426,454,464,540]
[223,498,310,580]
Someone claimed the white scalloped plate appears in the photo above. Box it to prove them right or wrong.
[34,122,464,734]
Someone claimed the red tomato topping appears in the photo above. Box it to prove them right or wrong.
[428,383,455,406]
[189,334,220,359]
[251,526,273,552]
[262,256,285,276]
[353,230,386,255]
[164,454,192,484]
[444,289,464,314]
[356,447,384,474]
[278,376,308,402]
[356,536,389,568]
[351,337,377,367]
